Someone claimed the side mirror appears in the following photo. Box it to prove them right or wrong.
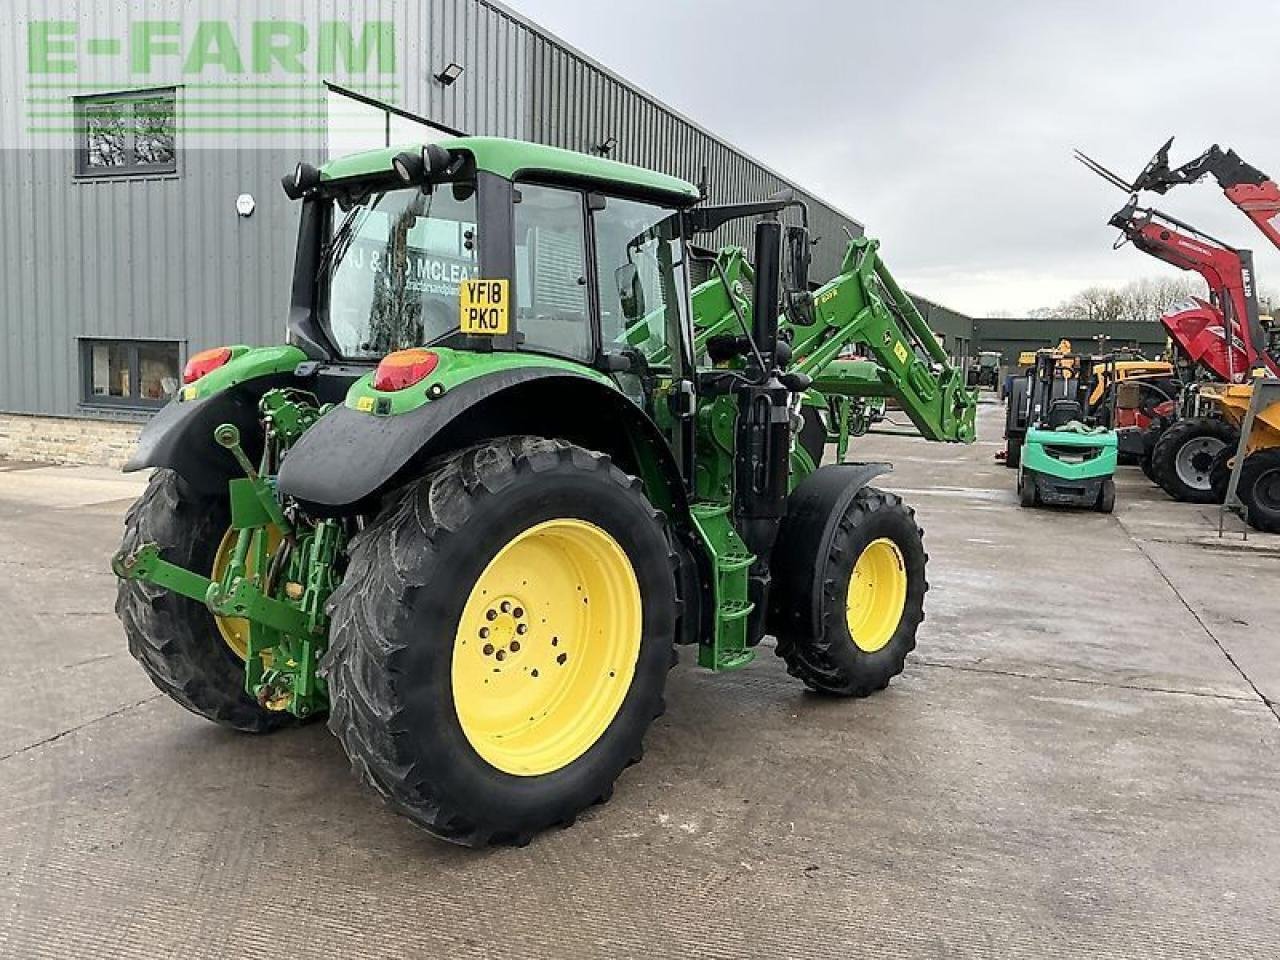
[783,224,816,325]
[615,263,645,320]
[784,224,811,292]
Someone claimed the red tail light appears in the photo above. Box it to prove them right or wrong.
[373,349,440,391]
[182,347,233,384]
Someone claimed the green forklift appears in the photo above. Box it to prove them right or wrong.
[1015,350,1118,512]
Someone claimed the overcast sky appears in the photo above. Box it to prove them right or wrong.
[514,0,1280,316]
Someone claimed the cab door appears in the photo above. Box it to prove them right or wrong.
[588,195,696,480]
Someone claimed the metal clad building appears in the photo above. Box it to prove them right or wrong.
[0,0,864,425]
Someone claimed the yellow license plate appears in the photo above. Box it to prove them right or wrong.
[460,279,509,335]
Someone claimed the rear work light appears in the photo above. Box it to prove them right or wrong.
[373,349,440,391]
[182,347,233,384]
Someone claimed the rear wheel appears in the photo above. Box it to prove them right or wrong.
[775,487,927,697]
[1019,472,1038,508]
[1239,448,1280,533]
[1096,477,1116,514]
[115,470,290,733]
[323,437,677,846]
[1150,417,1238,503]
[1005,435,1023,470]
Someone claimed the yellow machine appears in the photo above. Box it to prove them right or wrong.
[1200,378,1280,532]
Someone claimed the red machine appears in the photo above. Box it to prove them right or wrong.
[1077,140,1280,383]
[1076,141,1280,501]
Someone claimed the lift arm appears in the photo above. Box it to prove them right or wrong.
[688,237,976,443]
[1124,140,1280,254]
[789,237,975,442]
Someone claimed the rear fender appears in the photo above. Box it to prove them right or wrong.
[124,345,310,496]
[276,367,689,520]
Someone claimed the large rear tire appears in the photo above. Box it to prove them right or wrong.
[775,487,927,697]
[115,470,290,733]
[1239,448,1280,533]
[322,437,678,846]
[1150,417,1238,504]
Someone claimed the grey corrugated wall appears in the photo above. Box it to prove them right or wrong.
[0,0,864,419]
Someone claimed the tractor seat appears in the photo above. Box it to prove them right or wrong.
[1047,398,1083,429]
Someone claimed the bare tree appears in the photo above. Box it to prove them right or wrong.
[1022,275,1204,321]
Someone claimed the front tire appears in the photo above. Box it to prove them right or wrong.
[322,437,678,846]
[115,470,290,733]
[775,487,927,697]
[1150,417,1238,503]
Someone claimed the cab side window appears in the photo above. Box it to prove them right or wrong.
[591,197,689,371]
[512,183,591,361]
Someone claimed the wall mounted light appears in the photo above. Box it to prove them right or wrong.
[434,62,465,86]
[595,136,617,156]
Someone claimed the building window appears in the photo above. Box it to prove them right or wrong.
[75,89,177,178]
[80,339,181,410]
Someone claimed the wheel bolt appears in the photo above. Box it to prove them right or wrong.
[513,607,524,618]
[486,610,497,621]
[516,623,528,635]
[482,643,494,656]
[496,650,506,662]
[500,601,511,613]
[510,640,521,652]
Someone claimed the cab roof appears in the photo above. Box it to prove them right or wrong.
[319,136,702,204]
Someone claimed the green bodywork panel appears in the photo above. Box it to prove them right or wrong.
[1022,427,1118,481]
[342,347,616,416]
[179,344,309,402]
[321,136,701,204]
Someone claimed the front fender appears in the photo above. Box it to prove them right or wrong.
[766,462,892,639]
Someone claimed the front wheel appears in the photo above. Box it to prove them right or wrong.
[775,487,927,697]
[322,437,678,846]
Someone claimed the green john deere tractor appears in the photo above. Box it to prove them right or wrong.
[112,137,976,846]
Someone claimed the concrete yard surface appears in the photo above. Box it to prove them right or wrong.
[0,402,1277,959]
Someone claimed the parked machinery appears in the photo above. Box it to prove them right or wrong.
[111,137,976,846]
[1078,139,1280,520]
[1010,350,1118,512]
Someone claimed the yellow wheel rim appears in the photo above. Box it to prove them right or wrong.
[210,526,281,661]
[452,519,642,777]
[845,537,908,653]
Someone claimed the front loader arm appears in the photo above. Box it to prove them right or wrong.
[788,238,976,443]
